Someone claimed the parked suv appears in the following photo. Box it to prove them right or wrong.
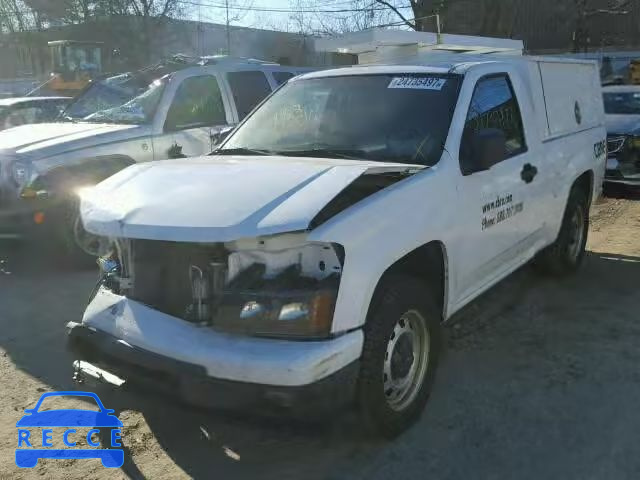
[0,57,311,255]
[602,85,640,190]
[68,57,605,437]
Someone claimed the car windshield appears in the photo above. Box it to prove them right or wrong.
[603,91,640,114]
[62,74,166,124]
[220,73,461,166]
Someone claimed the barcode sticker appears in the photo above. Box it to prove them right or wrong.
[388,77,447,90]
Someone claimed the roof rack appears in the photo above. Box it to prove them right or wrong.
[316,29,523,64]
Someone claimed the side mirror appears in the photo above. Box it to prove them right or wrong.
[211,125,234,147]
[462,128,506,175]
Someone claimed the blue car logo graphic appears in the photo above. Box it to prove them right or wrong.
[16,391,123,468]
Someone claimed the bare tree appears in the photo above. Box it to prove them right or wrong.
[571,0,632,52]
[371,0,446,31]
[289,0,399,35]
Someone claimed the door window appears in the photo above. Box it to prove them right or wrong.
[227,71,272,120]
[460,74,526,172]
[165,75,226,131]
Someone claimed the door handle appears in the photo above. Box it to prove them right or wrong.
[521,163,538,184]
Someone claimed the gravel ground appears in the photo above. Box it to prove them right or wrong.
[0,194,639,480]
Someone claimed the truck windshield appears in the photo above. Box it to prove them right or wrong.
[603,91,640,115]
[62,74,166,124]
[220,73,461,166]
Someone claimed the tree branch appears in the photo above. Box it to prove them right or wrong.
[373,0,415,29]
[585,0,631,16]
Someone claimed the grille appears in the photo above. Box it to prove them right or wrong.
[129,240,227,319]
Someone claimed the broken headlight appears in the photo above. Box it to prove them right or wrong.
[202,239,343,339]
[213,263,339,338]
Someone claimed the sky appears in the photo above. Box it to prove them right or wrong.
[184,0,414,34]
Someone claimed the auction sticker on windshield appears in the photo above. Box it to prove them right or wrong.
[388,77,447,90]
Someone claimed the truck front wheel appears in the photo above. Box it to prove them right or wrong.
[535,186,589,275]
[357,275,442,438]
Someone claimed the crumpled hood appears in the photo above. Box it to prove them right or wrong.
[81,156,420,242]
[605,114,640,135]
[0,122,144,160]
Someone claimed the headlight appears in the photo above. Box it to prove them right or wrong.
[208,239,343,338]
[215,286,338,338]
[10,160,32,188]
[607,136,626,154]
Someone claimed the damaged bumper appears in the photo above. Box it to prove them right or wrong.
[67,288,363,412]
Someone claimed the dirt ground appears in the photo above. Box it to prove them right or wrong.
[1,192,639,480]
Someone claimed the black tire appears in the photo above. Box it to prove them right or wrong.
[534,186,589,276]
[357,274,442,438]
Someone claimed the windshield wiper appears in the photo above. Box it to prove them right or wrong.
[275,148,367,160]
[212,147,273,156]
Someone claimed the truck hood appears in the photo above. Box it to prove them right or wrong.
[0,122,145,160]
[81,156,421,242]
[605,114,640,135]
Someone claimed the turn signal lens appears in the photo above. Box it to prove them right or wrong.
[33,212,45,225]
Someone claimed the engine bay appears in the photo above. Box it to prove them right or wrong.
[98,233,344,338]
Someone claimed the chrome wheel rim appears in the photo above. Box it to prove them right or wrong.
[73,215,109,257]
[383,309,430,412]
[567,205,585,263]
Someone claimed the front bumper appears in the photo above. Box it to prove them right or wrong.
[67,288,363,412]
[605,157,640,186]
[67,322,360,413]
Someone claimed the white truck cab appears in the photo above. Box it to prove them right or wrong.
[0,57,311,251]
[68,54,606,436]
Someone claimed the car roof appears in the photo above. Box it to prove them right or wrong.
[295,55,600,81]
[176,63,313,77]
[602,85,640,93]
[0,96,70,107]
[297,64,455,80]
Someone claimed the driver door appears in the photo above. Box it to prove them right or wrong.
[153,75,230,159]
[453,73,545,304]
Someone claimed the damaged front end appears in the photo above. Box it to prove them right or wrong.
[94,233,344,339]
[68,157,421,409]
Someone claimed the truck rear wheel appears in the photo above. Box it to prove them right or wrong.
[535,186,589,275]
[357,275,442,438]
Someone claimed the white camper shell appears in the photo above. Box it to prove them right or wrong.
[69,53,606,436]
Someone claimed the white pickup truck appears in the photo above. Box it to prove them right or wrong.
[68,56,606,437]
[0,58,309,254]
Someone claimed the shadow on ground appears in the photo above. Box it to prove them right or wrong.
[2,249,640,479]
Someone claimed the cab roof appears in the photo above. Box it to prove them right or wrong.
[296,55,600,81]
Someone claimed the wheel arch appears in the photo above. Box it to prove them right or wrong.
[572,169,595,207]
[366,241,449,324]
